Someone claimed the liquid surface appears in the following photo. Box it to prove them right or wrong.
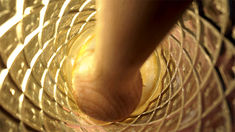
[71,33,162,122]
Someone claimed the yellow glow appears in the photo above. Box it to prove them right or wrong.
[24,7,31,15]
[43,38,53,50]
[0,69,8,90]
[53,84,57,100]
[60,56,66,68]
[78,23,87,34]
[55,69,60,83]
[42,0,49,5]
[39,88,43,108]
[24,27,40,45]
[77,56,93,75]
[19,94,24,113]
[30,38,52,68]
[22,69,31,92]
[0,16,21,37]
[59,0,71,17]
[10,88,15,95]
[131,51,161,116]
[70,13,80,27]
[0,0,23,37]
[7,44,23,68]
[79,0,92,12]
[38,0,49,47]
[71,58,75,66]
[30,49,42,68]
[86,11,96,22]
[74,35,93,64]
[54,0,71,45]
[16,0,24,15]
[77,11,96,35]
[41,69,48,87]
[7,27,40,69]
[19,94,24,102]
[47,53,56,68]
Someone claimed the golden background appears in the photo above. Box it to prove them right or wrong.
[0,0,234,131]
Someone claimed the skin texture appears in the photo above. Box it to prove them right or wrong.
[73,0,192,122]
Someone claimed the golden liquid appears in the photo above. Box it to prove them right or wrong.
[68,30,165,124]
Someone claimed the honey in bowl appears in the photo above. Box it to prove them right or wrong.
[72,34,162,123]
